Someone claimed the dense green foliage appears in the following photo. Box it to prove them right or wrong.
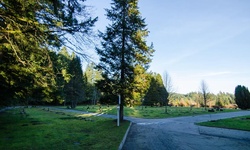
[96,0,154,120]
[144,73,168,106]
[129,65,151,106]
[235,85,250,110]
[0,0,96,106]
[31,49,86,107]
[64,55,85,108]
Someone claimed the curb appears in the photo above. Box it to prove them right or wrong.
[118,122,132,150]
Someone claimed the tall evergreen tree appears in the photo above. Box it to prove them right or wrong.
[144,73,168,106]
[235,85,250,110]
[64,55,85,108]
[49,47,71,105]
[96,0,154,120]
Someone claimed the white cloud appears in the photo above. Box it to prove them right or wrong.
[199,71,232,77]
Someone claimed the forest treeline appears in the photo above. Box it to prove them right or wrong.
[0,0,248,111]
[82,64,238,109]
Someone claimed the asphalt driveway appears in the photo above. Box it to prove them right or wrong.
[122,111,250,150]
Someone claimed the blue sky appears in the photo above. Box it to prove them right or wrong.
[85,0,250,94]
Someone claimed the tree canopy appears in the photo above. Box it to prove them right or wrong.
[144,73,168,106]
[0,0,97,106]
[96,0,154,120]
[235,85,250,110]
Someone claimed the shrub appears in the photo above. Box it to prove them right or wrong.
[234,85,250,110]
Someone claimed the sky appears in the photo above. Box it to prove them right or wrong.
[84,0,250,94]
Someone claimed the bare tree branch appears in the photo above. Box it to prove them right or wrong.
[163,71,174,93]
[200,80,209,110]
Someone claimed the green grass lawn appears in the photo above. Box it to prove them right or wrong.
[65,105,239,119]
[197,115,250,131]
[0,108,129,150]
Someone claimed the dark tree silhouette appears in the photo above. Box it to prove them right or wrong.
[144,73,168,107]
[200,80,209,110]
[235,85,250,110]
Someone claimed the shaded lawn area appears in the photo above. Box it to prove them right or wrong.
[197,115,250,131]
[0,108,129,150]
[66,105,239,119]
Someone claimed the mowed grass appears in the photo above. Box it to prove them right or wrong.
[197,115,250,131]
[71,105,239,119]
[0,108,130,150]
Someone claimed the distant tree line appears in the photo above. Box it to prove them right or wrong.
[167,92,236,108]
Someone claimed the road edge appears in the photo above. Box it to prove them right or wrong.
[198,125,250,141]
[118,122,132,150]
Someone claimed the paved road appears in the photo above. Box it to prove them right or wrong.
[122,111,250,150]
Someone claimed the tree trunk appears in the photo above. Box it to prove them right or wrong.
[165,101,168,113]
[71,100,77,109]
[204,97,207,110]
[119,5,126,122]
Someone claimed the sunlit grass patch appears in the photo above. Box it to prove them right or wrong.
[76,113,95,118]
[69,105,239,119]
[0,107,129,150]
[197,115,250,131]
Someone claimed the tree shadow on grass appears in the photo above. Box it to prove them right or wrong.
[60,117,80,120]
